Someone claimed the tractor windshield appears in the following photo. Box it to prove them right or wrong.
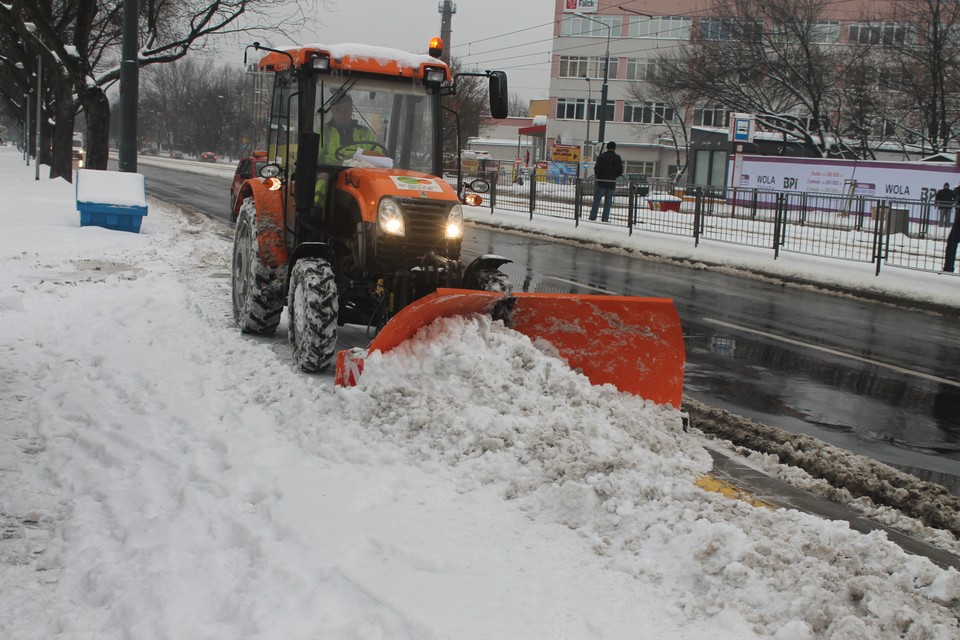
[315,78,437,174]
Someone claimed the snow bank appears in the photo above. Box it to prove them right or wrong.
[336,318,960,638]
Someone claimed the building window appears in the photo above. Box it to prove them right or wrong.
[693,105,729,127]
[560,56,618,79]
[700,18,762,41]
[626,58,660,82]
[628,16,691,40]
[624,161,657,176]
[556,98,585,120]
[584,99,596,120]
[560,14,622,38]
[848,22,909,46]
[811,20,840,44]
[624,101,676,124]
[878,67,907,92]
[559,56,590,79]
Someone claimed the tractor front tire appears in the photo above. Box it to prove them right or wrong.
[232,199,284,334]
[288,258,339,372]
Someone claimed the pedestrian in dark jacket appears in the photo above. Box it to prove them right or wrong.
[943,207,960,272]
[589,142,624,223]
[935,182,955,227]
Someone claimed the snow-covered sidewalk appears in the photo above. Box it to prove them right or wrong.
[1,149,957,638]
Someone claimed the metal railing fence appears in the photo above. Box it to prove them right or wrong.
[452,167,955,276]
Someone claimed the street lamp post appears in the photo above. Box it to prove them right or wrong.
[583,76,592,149]
[34,55,41,181]
[575,11,611,148]
[24,92,29,166]
[580,76,591,178]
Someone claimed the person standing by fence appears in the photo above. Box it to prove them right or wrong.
[936,182,955,227]
[943,205,960,273]
[588,142,624,223]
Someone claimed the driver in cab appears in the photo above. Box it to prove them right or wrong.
[318,93,376,165]
[315,93,378,207]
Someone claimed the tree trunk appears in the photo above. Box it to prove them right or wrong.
[49,74,76,182]
[79,87,111,171]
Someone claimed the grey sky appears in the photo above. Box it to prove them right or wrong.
[284,0,556,102]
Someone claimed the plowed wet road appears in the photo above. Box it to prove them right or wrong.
[136,159,960,494]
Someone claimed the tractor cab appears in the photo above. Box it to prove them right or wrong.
[248,41,507,267]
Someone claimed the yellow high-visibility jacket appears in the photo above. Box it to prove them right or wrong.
[315,121,377,204]
[318,121,376,165]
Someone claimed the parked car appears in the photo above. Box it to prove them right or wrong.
[199,151,218,162]
[230,151,269,218]
[169,150,185,159]
[616,173,650,198]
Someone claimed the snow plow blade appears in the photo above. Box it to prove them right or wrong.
[335,288,685,407]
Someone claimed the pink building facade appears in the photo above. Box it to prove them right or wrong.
[547,0,902,179]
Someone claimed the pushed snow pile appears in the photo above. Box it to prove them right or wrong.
[341,314,707,502]
[340,315,960,638]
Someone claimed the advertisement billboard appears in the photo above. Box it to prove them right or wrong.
[729,155,960,205]
[551,144,581,163]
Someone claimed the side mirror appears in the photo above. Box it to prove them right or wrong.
[488,71,508,119]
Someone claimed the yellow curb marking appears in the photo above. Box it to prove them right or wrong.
[695,475,776,509]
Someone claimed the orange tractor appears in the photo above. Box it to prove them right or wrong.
[231,39,686,406]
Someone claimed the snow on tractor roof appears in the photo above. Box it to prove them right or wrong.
[258,42,451,81]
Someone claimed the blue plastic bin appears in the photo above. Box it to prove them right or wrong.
[75,169,148,233]
[77,202,148,233]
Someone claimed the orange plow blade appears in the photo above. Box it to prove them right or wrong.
[335,288,685,407]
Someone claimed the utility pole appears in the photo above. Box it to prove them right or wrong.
[118,0,139,172]
[437,1,456,64]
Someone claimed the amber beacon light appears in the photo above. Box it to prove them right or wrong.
[428,37,444,59]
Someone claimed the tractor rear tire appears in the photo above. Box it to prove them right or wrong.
[232,199,284,335]
[288,258,339,372]
[474,269,513,295]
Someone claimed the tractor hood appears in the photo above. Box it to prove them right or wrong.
[335,168,460,222]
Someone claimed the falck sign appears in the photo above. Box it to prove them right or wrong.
[564,0,598,13]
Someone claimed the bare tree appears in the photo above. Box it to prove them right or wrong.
[442,58,497,161]
[654,0,872,157]
[0,0,329,179]
[887,0,960,153]
[508,92,528,117]
[626,76,692,180]
[138,60,258,159]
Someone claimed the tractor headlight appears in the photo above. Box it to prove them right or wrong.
[445,204,464,239]
[378,198,405,236]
